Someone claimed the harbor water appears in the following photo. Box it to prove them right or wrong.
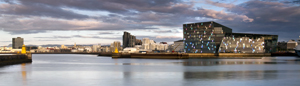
[1,54,300,86]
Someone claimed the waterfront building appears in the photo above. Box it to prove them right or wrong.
[287,40,298,50]
[102,46,111,52]
[135,39,142,45]
[123,32,136,49]
[141,38,168,51]
[111,41,121,52]
[183,21,278,53]
[277,41,287,51]
[12,37,24,49]
[142,38,150,50]
[74,43,77,48]
[61,45,68,49]
[92,44,101,52]
[173,40,184,52]
[220,33,278,53]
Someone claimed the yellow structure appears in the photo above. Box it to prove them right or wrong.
[21,44,26,54]
[114,47,119,53]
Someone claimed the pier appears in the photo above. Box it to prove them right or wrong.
[0,54,32,66]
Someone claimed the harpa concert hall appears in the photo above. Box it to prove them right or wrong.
[183,21,278,53]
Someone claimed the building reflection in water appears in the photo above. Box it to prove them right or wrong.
[21,63,27,86]
[184,70,278,80]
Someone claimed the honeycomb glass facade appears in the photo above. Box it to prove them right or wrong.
[183,21,278,53]
[183,21,232,53]
[220,33,278,53]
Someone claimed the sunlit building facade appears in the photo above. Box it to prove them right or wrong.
[220,33,278,53]
[183,21,278,53]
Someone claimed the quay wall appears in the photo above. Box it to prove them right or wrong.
[0,54,32,66]
[110,53,272,59]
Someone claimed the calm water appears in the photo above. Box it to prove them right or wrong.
[1,54,300,86]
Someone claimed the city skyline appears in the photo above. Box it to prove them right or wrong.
[1,0,300,46]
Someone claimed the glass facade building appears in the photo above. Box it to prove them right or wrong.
[220,33,278,53]
[183,21,232,53]
[183,21,278,53]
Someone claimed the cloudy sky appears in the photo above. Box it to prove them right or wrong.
[0,0,299,46]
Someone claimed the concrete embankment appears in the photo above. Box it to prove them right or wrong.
[0,54,32,66]
[112,53,189,59]
[110,53,271,59]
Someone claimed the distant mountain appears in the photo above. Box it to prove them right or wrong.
[7,44,12,47]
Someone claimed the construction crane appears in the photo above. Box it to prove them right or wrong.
[172,43,181,52]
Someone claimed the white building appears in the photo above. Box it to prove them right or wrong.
[92,44,101,52]
[287,40,298,50]
[173,40,184,52]
[123,47,138,53]
[141,38,169,51]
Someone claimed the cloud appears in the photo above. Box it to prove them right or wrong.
[205,0,235,8]
[215,0,300,41]
[0,15,158,34]
[156,36,182,39]
[0,3,89,19]
[0,0,255,35]
[98,32,115,34]
[0,0,299,42]
[35,35,121,40]
[153,30,173,33]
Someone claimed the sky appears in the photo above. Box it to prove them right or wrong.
[0,0,299,46]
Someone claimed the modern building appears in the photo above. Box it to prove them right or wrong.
[277,41,287,51]
[287,40,298,50]
[141,38,168,51]
[135,39,142,45]
[123,32,136,49]
[111,41,121,52]
[173,40,184,52]
[183,21,278,53]
[220,33,278,53]
[92,44,101,52]
[12,37,24,49]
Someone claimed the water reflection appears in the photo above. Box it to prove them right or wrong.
[180,61,287,66]
[115,61,288,66]
[1,54,300,86]
[184,71,278,80]
[21,63,27,86]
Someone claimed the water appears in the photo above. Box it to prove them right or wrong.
[1,54,300,86]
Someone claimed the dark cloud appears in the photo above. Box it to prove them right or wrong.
[213,0,300,41]
[0,15,159,34]
[0,3,89,19]
[0,0,298,42]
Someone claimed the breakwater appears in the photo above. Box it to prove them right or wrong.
[0,54,32,66]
